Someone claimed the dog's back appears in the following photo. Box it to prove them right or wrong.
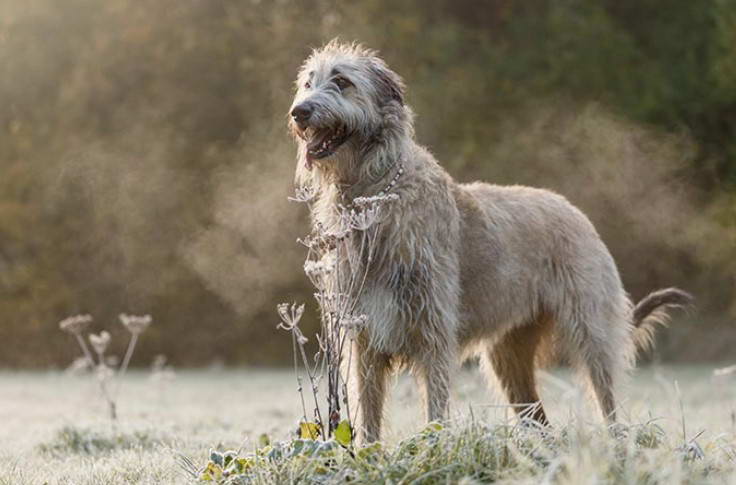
[454,182,626,348]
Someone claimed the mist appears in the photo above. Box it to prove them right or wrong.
[2,0,734,367]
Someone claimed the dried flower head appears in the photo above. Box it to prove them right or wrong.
[313,292,346,315]
[89,331,111,356]
[59,314,93,335]
[297,235,316,249]
[304,258,335,290]
[304,259,334,276]
[340,313,368,338]
[277,303,305,331]
[298,230,346,254]
[288,185,316,203]
[119,314,152,335]
[346,205,383,231]
[325,226,352,240]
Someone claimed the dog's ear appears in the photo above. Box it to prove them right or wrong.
[369,60,405,106]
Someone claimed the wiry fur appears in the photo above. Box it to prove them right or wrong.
[288,41,692,443]
[632,288,693,352]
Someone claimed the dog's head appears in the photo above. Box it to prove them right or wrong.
[288,40,407,171]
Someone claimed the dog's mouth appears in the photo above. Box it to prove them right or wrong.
[304,125,349,169]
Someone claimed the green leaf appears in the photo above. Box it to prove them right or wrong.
[291,439,311,456]
[200,462,222,481]
[422,422,443,434]
[209,449,224,466]
[357,442,383,462]
[234,457,253,473]
[299,421,321,440]
[258,433,271,448]
[334,420,352,446]
[223,450,237,467]
[317,440,337,454]
[266,444,283,461]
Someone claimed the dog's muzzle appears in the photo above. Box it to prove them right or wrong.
[291,102,314,132]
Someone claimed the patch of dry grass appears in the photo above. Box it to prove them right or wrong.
[0,366,733,484]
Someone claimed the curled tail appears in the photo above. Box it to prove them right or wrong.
[632,287,693,353]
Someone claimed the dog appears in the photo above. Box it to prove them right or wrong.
[288,40,691,443]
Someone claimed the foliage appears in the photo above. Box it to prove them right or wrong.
[2,0,736,366]
[188,420,735,484]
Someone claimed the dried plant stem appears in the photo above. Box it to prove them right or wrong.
[74,333,95,367]
[88,347,118,422]
[119,333,139,379]
[296,330,325,438]
[99,376,117,421]
[292,331,309,422]
[114,332,139,398]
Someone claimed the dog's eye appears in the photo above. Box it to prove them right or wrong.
[334,76,352,91]
[304,81,311,89]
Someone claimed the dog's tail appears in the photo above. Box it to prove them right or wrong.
[632,287,693,353]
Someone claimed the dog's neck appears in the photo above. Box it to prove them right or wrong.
[295,137,411,234]
[335,154,405,204]
[299,133,411,198]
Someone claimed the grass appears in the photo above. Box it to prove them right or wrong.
[0,366,734,484]
[189,420,733,484]
[38,426,167,457]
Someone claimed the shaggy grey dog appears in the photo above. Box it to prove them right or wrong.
[288,40,691,443]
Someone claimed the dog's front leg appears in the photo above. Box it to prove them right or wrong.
[417,352,451,423]
[351,340,391,443]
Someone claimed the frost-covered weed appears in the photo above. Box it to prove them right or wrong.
[59,313,158,421]
[276,189,399,444]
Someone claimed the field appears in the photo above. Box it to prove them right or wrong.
[1,365,734,484]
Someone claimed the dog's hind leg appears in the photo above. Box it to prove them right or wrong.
[582,354,617,422]
[561,301,632,423]
[568,327,624,422]
[481,315,552,425]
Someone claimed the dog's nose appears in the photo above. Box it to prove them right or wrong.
[291,103,313,122]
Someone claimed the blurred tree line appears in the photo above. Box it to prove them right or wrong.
[1,0,734,367]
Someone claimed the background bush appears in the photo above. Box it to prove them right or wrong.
[1,0,735,367]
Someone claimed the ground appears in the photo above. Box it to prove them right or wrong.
[0,365,734,484]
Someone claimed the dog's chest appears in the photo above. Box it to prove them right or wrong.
[310,195,457,355]
[338,233,436,353]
